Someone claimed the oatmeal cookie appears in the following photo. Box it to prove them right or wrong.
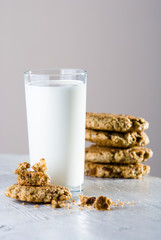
[85,162,150,179]
[85,129,149,148]
[14,162,30,174]
[14,159,50,186]
[32,158,47,173]
[4,184,72,203]
[86,112,149,132]
[85,145,153,164]
[16,170,50,186]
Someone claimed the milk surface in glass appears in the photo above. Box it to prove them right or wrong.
[25,79,86,189]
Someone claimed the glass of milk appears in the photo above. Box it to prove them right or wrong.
[24,69,87,192]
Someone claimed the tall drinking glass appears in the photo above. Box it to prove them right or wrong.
[24,69,87,192]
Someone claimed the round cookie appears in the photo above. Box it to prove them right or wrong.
[85,145,153,164]
[86,112,149,132]
[85,162,150,179]
[4,184,72,203]
[85,129,149,148]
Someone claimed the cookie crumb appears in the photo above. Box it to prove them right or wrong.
[125,201,135,205]
[22,202,25,206]
[51,200,61,209]
[34,205,39,209]
[79,195,96,206]
[94,196,113,210]
[114,201,124,206]
[45,204,51,207]
[79,195,113,211]
[60,202,67,208]
[68,206,73,210]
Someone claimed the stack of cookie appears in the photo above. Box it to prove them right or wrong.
[85,113,153,179]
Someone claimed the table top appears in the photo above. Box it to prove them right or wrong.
[0,154,161,240]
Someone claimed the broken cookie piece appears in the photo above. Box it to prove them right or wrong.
[32,158,47,173]
[79,195,96,206]
[14,162,30,174]
[16,170,50,186]
[94,196,113,210]
[79,195,113,211]
[14,159,50,186]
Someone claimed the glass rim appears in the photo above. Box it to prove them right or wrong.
[24,68,87,76]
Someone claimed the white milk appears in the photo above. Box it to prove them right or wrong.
[25,80,86,188]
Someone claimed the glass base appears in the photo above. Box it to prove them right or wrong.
[68,183,84,193]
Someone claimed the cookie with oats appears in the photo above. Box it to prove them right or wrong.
[85,145,153,164]
[14,159,50,186]
[85,162,150,179]
[4,184,72,203]
[86,112,149,132]
[14,162,30,174]
[32,158,47,173]
[85,129,149,148]
[16,170,50,186]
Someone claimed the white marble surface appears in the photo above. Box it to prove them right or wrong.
[0,154,161,240]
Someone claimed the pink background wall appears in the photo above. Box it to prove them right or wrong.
[0,0,160,176]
